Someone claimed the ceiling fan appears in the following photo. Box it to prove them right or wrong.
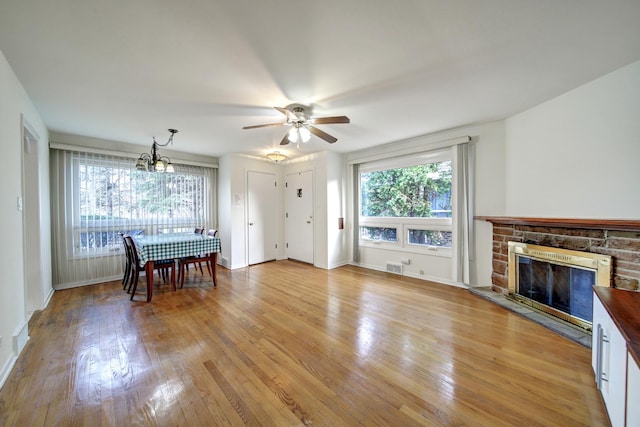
[242,104,350,147]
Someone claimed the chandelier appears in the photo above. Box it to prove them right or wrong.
[266,151,287,162]
[136,129,178,172]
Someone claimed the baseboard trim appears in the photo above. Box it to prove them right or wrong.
[0,353,18,391]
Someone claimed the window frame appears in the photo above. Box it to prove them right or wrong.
[358,149,453,257]
[69,154,209,258]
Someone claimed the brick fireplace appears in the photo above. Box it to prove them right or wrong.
[477,217,640,294]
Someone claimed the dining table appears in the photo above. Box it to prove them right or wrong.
[133,232,222,301]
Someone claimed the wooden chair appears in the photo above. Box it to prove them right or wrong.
[119,232,133,290]
[178,229,217,288]
[181,228,205,278]
[123,235,175,302]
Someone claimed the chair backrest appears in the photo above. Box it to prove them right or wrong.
[195,227,205,234]
[119,232,132,263]
[207,229,218,237]
[123,235,140,268]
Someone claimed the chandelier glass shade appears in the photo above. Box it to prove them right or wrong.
[136,129,178,172]
[266,151,287,162]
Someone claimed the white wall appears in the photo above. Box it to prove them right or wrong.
[505,60,640,218]
[283,152,329,268]
[218,153,285,269]
[325,151,349,269]
[218,151,346,270]
[346,121,506,288]
[0,50,50,386]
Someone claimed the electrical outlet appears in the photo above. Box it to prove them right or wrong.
[419,270,424,275]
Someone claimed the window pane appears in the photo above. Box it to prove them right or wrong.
[360,161,452,218]
[74,156,208,255]
[407,229,452,248]
[360,226,397,242]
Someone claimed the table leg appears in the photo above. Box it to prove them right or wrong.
[145,260,155,302]
[209,252,217,286]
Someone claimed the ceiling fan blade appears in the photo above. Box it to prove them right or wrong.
[310,116,350,125]
[242,122,285,130]
[274,106,298,122]
[309,126,338,143]
[279,133,290,145]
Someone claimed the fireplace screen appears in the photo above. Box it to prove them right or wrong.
[517,257,595,322]
[508,242,611,331]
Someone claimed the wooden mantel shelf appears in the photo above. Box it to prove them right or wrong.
[475,216,640,232]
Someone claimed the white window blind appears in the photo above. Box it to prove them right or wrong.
[50,148,217,288]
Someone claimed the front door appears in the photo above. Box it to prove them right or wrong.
[286,170,313,264]
[247,171,277,265]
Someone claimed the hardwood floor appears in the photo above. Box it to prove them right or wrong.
[0,261,609,426]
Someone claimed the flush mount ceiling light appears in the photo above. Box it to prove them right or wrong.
[266,151,287,163]
[136,128,178,172]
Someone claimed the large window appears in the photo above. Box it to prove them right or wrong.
[50,148,216,288]
[73,155,206,255]
[359,150,453,254]
[72,155,209,256]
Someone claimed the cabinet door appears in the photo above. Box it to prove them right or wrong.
[628,352,640,427]
[592,294,627,427]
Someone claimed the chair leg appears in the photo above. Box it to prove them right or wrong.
[180,262,186,289]
[122,262,130,288]
[126,269,134,293]
[129,272,139,300]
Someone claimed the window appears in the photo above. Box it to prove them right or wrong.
[71,153,210,257]
[358,150,453,254]
[50,147,217,288]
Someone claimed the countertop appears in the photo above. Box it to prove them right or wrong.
[593,286,640,367]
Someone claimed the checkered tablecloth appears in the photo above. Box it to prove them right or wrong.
[133,233,221,266]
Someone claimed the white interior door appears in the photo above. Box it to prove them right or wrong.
[286,170,313,264]
[247,171,277,265]
[21,119,42,318]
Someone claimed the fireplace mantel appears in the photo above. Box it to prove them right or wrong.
[475,216,640,232]
[477,216,640,292]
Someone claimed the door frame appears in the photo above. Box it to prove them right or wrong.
[246,170,278,265]
[20,114,42,319]
[285,169,315,264]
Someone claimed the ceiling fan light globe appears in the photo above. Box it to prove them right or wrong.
[299,127,311,142]
[288,128,298,143]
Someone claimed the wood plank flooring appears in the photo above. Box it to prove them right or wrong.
[0,261,609,426]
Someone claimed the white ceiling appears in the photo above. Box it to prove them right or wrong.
[1,0,639,160]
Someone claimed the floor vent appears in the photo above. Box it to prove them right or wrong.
[386,262,402,275]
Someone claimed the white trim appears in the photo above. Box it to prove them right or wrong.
[0,354,17,391]
[50,141,218,168]
[13,320,29,357]
[347,135,470,165]
[358,149,451,173]
[351,261,468,289]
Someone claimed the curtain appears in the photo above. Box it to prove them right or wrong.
[50,148,216,289]
[351,163,360,263]
[452,142,474,285]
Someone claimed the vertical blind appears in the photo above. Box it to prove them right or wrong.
[50,148,217,289]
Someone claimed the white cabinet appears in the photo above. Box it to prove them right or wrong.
[628,352,640,427]
[592,292,628,427]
